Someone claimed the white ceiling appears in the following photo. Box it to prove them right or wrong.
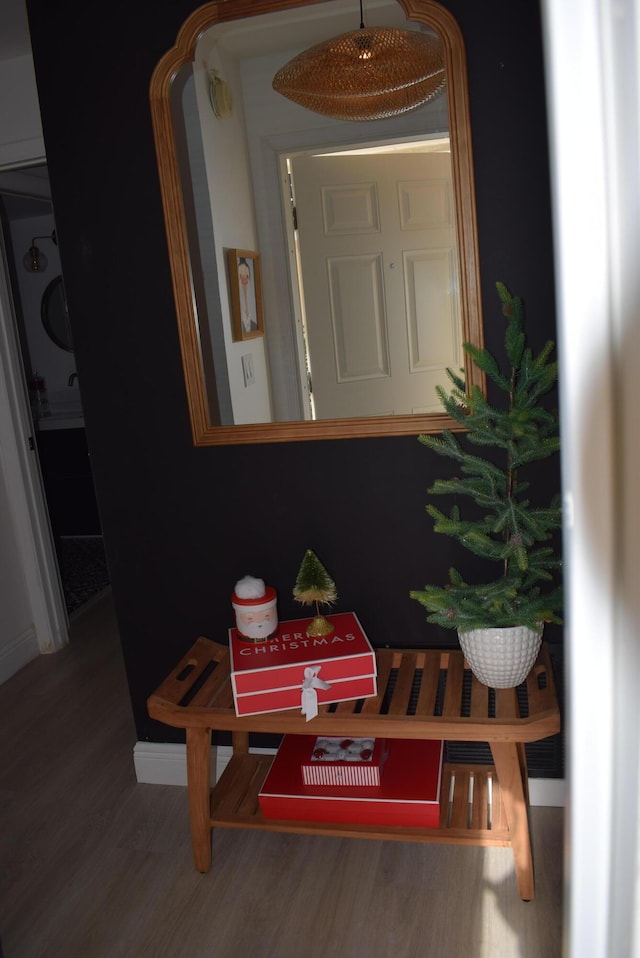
[0,0,47,220]
[0,0,32,60]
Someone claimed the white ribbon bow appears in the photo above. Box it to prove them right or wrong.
[300,666,332,721]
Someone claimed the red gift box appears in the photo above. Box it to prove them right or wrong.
[302,737,388,786]
[229,612,377,717]
[259,735,444,828]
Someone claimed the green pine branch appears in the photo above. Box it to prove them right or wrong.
[410,283,563,631]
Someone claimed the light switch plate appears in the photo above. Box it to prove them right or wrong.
[241,353,255,387]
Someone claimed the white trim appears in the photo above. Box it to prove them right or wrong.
[541,1,640,956]
[529,778,565,809]
[133,741,275,786]
[0,227,69,653]
[133,741,565,806]
[133,742,215,787]
[0,625,39,684]
[0,137,46,172]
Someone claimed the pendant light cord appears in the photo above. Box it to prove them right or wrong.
[360,0,365,30]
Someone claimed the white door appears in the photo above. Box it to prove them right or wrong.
[291,150,462,420]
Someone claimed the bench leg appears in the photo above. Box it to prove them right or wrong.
[490,740,535,901]
[232,730,249,754]
[186,726,212,872]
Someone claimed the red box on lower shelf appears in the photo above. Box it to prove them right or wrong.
[259,735,444,828]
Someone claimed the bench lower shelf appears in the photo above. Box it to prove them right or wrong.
[210,753,511,847]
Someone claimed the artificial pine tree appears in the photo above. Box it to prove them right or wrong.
[410,282,563,632]
[293,549,338,636]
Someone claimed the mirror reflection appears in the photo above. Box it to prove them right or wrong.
[41,275,73,352]
[151,0,484,445]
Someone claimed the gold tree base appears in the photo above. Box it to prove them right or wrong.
[306,615,335,637]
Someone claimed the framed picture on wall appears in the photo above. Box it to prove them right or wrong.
[227,248,264,341]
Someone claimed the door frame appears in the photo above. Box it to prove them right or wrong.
[0,160,69,655]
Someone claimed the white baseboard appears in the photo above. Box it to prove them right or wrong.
[133,741,565,807]
[133,742,209,786]
[0,626,40,685]
[529,777,566,807]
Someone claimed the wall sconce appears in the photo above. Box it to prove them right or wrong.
[23,229,57,273]
[208,69,233,119]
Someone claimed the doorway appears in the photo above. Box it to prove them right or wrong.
[285,137,462,420]
[0,162,109,617]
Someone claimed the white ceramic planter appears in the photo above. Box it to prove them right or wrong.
[457,625,543,688]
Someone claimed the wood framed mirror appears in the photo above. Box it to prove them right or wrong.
[150,0,484,445]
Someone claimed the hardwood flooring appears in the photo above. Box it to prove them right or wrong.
[0,593,565,957]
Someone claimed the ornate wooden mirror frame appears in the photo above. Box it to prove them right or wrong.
[150,0,484,445]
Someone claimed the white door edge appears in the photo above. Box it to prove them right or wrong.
[0,166,69,655]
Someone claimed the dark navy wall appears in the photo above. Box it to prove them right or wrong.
[25,0,560,750]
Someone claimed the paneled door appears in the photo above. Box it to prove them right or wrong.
[291,149,462,420]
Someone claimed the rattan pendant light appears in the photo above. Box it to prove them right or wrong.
[272,2,445,122]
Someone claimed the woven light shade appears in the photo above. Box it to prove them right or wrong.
[272,26,445,122]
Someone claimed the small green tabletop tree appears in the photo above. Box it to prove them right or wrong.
[293,549,338,636]
[410,282,563,632]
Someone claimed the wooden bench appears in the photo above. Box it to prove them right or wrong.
[147,638,561,900]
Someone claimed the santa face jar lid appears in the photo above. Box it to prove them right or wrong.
[231,585,277,610]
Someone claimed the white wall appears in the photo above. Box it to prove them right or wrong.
[193,36,273,425]
[0,54,44,168]
[0,52,67,682]
[0,424,39,682]
[542,0,640,955]
[0,246,66,680]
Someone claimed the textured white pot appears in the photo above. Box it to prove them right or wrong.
[457,625,543,688]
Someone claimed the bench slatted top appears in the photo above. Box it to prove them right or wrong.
[147,638,560,744]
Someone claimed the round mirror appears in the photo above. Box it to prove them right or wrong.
[41,275,73,351]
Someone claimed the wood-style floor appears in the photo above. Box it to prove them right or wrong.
[0,592,565,958]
